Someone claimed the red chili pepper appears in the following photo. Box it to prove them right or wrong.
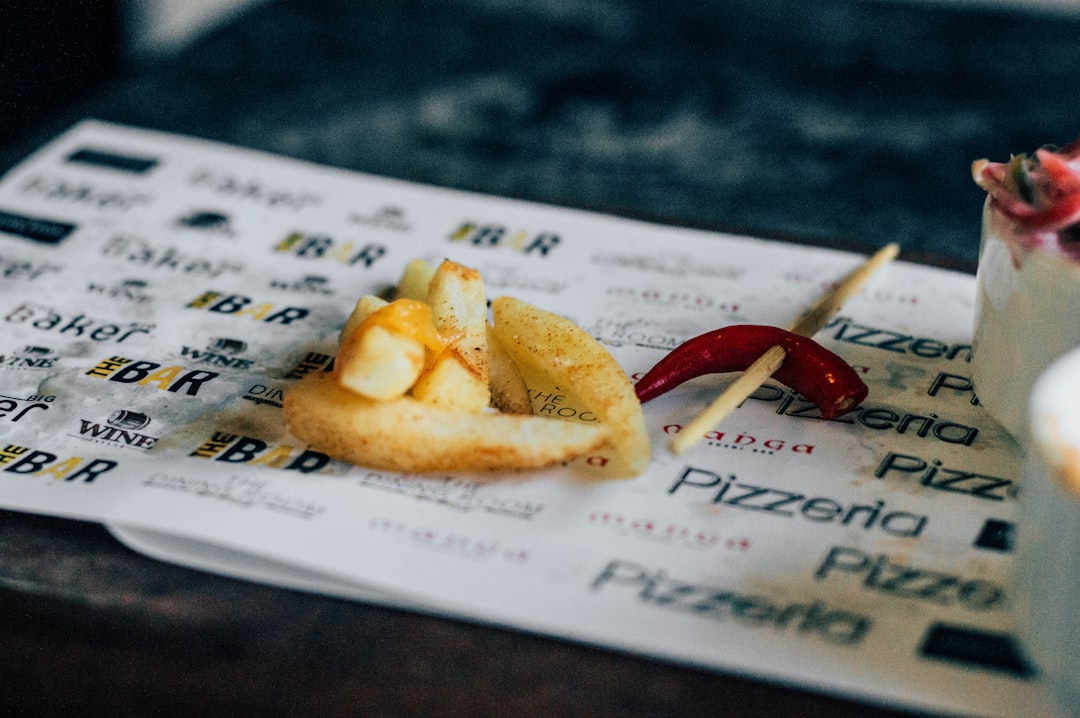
[634,324,868,419]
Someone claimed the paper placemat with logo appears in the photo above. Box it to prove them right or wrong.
[0,121,1051,717]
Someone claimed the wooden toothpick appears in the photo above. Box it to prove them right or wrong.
[669,243,900,455]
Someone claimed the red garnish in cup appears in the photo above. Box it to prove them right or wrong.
[972,136,1080,256]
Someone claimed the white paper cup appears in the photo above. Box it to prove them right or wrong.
[972,197,1080,439]
[1019,346,1080,717]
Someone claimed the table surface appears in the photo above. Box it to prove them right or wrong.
[3,0,1079,715]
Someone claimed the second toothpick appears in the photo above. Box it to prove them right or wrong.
[669,243,900,455]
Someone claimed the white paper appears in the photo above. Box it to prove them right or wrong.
[0,120,1056,717]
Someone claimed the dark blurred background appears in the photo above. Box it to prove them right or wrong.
[3,1,123,141]
[3,0,1080,264]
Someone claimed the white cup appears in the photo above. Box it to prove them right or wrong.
[1019,346,1080,717]
[972,197,1080,439]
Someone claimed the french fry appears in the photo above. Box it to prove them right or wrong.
[410,350,490,410]
[413,260,490,411]
[426,260,488,379]
[339,294,388,344]
[284,373,610,472]
[396,258,436,301]
[486,324,532,414]
[334,299,442,401]
[491,296,650,477]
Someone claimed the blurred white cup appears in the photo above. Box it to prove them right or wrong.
[1019,345,1080,717]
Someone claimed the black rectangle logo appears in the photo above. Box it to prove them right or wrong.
[66,147,158,175]
[0,209,77,244]
[974,518,1014,552]
[919,622,1032,677]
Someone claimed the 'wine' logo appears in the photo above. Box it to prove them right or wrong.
[74,409,158,451]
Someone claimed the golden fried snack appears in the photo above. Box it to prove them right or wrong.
[410,260,490,411]
[283,258,649,476]
[491,296,650,477]
[486,324,532,414]
[283,373,610,472]
[334,298,443,401]
[339,294,388,344]
[396,257,437,301]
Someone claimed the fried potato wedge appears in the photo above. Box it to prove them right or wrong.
[396,258,436,301]
[491,296,650,477]
[486,324,532,414]
[334,298,444,401]
[334,324,425,400]
[410,350,491,410]
[284,373,610,472]
[416,260,490,411]
[339,294,388,344]
[427,260,488,379]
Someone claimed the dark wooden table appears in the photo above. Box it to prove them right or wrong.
[4,0,1078,714]
[0,511,931,717]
